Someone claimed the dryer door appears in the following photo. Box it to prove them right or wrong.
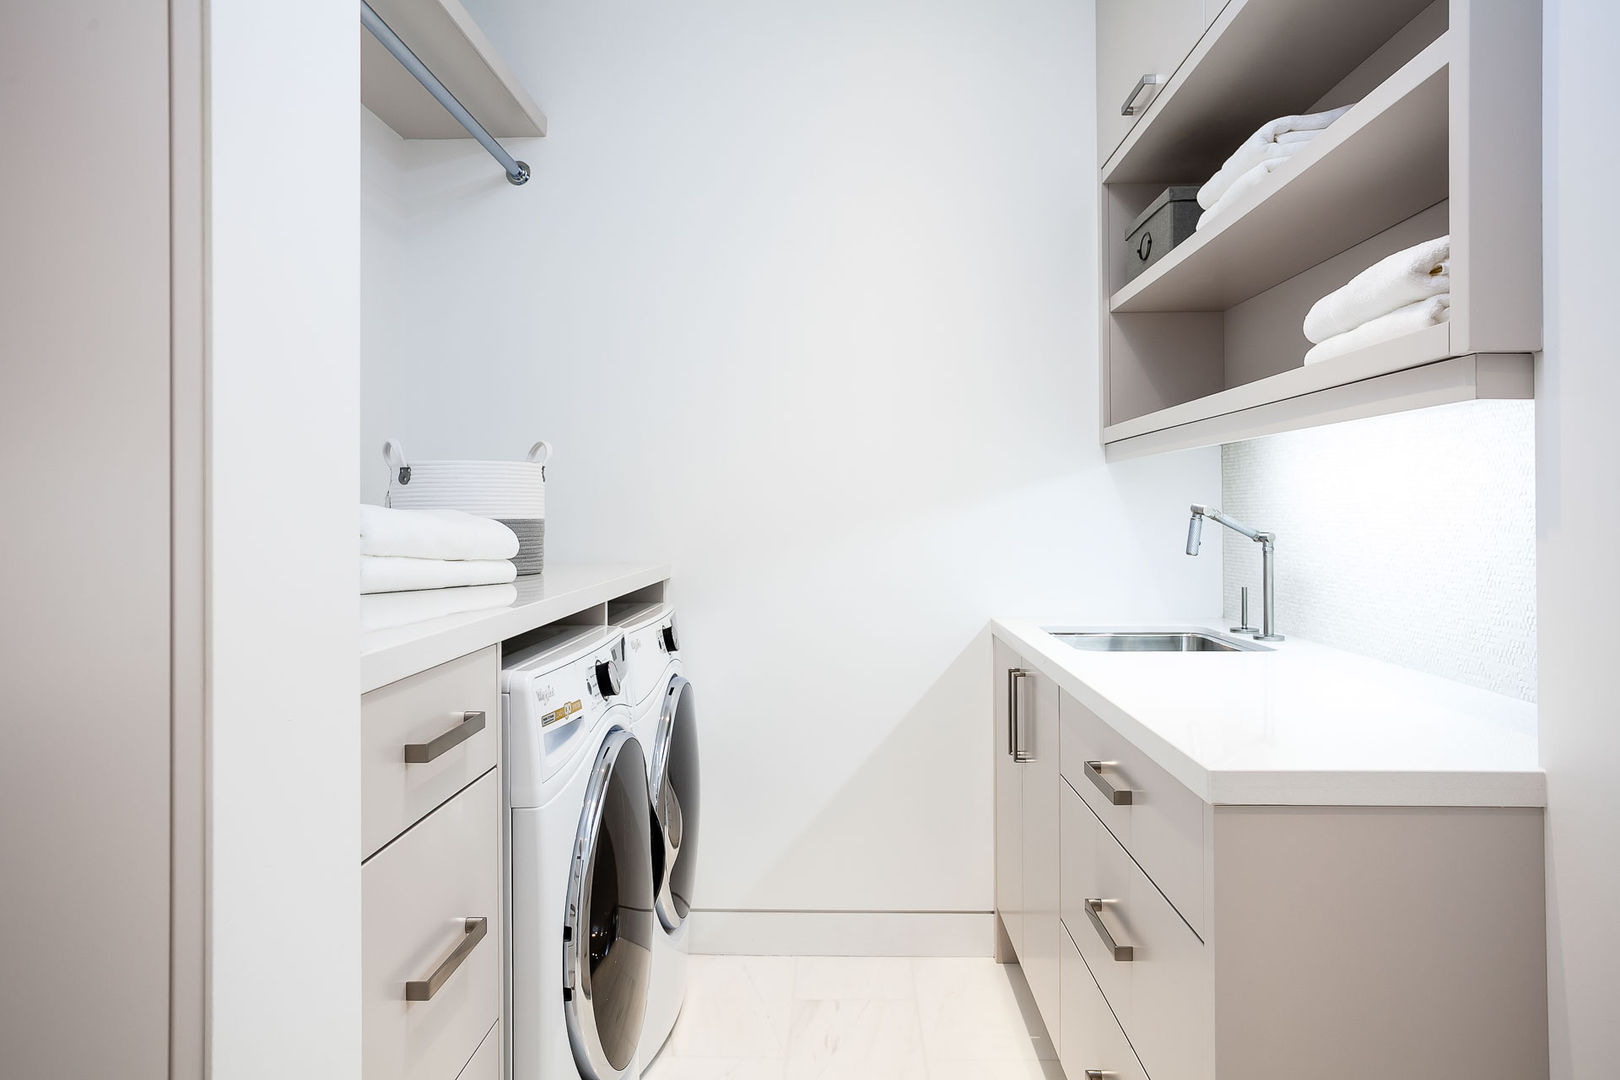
[652,674,700,932]
[563,728,654,1080]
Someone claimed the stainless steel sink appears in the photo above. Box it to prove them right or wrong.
[1047,630,1271,653]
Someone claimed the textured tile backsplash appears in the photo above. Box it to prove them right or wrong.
[1220,400,1536,701]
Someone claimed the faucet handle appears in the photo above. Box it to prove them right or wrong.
[1230,586,1259,634]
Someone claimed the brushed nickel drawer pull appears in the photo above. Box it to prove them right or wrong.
[1085,1072,1116,1079]
[1121,73,1164,116]
[404,711,485,764]
[1085,898,1134,961]
[1083,760,1133,805]
[405,916,488,1001]
[1009,670,1033,762]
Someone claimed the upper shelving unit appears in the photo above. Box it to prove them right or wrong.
[1095,0,1535,459]
[1094,0,1541,460]
[360,0,546,140]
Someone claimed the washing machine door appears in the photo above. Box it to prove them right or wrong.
[652,674,700,932]
[564,727,655,1080]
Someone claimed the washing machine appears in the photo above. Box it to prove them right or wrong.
[613,602,700,1065]
[503,625,655,1080]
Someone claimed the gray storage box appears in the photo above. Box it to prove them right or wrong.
[1123,186,1202,283]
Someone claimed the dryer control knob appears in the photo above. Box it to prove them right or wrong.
[595,658,623,698]
[660,620,680,653]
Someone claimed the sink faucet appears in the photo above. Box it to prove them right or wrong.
[1185,504,1284,642]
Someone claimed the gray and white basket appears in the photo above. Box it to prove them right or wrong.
[383,438,550,576]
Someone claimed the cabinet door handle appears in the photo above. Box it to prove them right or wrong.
[405,916,488,1001]
[1085,1072,1117,1079]
[1083,760,1133,805]
[403,710,486,764]
[1010,670,1033,763]
[1084,899,1134,961]
[1121,73,1164,116]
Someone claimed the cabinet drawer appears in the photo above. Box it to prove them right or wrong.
[1060,778,1133,1017]
[1060,690,1206,933]
[457,1021,499,1080]
[1060,928,1148,1080]
[363,770,500,1080]
[1061,779,1213,1080]
[362,646,499,858]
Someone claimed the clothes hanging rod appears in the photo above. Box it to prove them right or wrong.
[360,1,530,185]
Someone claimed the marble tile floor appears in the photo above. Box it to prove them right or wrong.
[642,955,1064,1080]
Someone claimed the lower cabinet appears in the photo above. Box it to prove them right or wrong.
[1061,774,1212,1080]
[996,639,1550,1080]
[993,641,1061,1052]
[993,639,1024,960]
[363,769,502,1080]
[1020,662,1062,1048]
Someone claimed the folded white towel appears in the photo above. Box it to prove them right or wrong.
[1198,106,1352,210]
[1303,235,1452,344]
[360,504,519,561]
[1303,294,1450,365]
[1195,157,1292,231]
[361,583,519,631]
[360,555,517,594]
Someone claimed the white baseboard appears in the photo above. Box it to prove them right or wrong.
[687,910,995,957]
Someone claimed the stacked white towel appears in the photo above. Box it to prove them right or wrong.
[360,555,518,594]
[361,583,519,631]
[360,504,518,561]
[359,505,519,596]
[1196,106,1352,229]
[1302,235,1451,364]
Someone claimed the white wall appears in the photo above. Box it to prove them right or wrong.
[1221,400,1537,700]
[209,2,361,1073]
[1540,0,1620,1074]
[363,0,1219,944]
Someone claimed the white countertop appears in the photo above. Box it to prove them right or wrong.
[361,562,670,692]
[991,618,1543,807]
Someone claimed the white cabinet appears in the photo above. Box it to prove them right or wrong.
[992,643,1061,1052]
[994,638,1550,1079]
[363,769,501,1080]
[992,640,1024,959]
[1020,665,1061,1049]
[1096,0,1204,162]
[363,654,503,1080]
[3,3,197,1075]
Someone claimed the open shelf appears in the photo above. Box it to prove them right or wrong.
[1103,342,1533,462]
[1111,35,1449,314]
[1103,0,1440,185]
[1104,321,1448,441]
[361,0,547,140]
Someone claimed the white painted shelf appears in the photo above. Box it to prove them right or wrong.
[1111,35,1449,314]
[361,562,668,692]
[361,0,547,140]
[1103,341,1534,462]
